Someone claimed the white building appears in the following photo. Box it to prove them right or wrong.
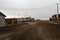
[17,17,31,22]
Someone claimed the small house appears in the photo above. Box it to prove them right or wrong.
[0,12,6,27]
[50,14,60,21]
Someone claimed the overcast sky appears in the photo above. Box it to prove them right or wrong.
[0,0,60,20]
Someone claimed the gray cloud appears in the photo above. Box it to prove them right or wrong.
[0,0,57,9]
[0,0,60,20]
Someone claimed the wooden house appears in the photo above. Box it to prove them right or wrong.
[5,18,17,24]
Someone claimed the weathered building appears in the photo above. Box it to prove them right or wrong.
[50,14,60,21]
[5,18,17,24]
[0,12,6,27]
[5,17,35,24]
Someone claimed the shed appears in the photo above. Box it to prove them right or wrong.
[0,12,6,27]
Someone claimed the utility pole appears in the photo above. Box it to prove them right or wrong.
[57,3,59,19]
[56,3,59,22]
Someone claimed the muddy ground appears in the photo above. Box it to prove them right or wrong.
[0,21,60,40]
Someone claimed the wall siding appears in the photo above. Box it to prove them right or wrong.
[0,15,5,27]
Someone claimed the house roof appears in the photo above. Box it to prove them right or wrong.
[0,12,6,17]
[53,14,60,16]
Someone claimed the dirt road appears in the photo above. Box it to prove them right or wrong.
[11,21,60,40]
[0,21,60,40]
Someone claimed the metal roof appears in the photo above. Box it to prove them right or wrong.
[0,12,6,17]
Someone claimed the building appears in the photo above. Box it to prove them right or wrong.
[5,18,17,24]
[50,14,60,21]
[18,18,29,22]
[17,17,35,22]
[0,12,6,27]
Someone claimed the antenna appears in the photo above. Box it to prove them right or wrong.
[18,13,20,18]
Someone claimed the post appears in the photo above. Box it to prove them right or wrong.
[56,3,59,22]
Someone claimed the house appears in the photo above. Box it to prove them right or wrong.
[5,17,31,24]
[50,14,60,21]
[5,17,35,24]
[5,18,17,24]
[0,12,6,27]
